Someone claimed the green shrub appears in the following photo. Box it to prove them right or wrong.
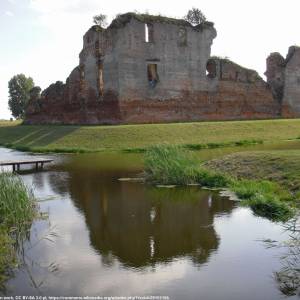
[0,227,15,288]
[193,168,229,188]
[234,139,263,146]
[246,195,294,222]
[144,145,197,185]
[231,179,294,222]
[122,147,147,153]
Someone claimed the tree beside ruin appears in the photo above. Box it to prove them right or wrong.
[93,14,108,27]
[8,74,34,119]
[184,8,206,25]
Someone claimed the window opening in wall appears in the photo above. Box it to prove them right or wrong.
[79,65,85,79]
[98,60,104,97]
[147,64,159,88]
[145,24,149,42]
[206,59,217,78]
[145,23,154,43]
[178,27,187,46]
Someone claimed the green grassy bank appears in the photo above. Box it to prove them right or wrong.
[205,150,300,195]
[144,145,298,222]
[0,173,36,288]
[1,118,300,152]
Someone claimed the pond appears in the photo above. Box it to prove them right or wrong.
[0,145,299,299]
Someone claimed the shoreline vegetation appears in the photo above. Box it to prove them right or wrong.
[0,173,37,288]
[144,145,297,222]
[1,119,300,153]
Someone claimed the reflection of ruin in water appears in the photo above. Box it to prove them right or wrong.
[45,166,236,269]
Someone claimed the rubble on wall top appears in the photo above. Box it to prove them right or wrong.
[210,56,262,80]
[107,12,214,31]
[90,25,105,32]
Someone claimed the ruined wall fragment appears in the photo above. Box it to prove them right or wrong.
[282,46,300,116]
[265,52,285,104]
[265,46,300,117]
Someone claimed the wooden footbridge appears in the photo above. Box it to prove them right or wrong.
[0,158,53,172]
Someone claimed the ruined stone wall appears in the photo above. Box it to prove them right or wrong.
[75,14,217,103]
[117,58,279,123]
[25,13,282,125]
[265,52,285,103]
[114,18,217,102]
[282,46,300,116]
[266,46,300,117]
[25,57,279,124]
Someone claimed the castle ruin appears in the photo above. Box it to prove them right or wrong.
[25,13,300,124]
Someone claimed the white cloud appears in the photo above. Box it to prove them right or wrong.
[5,10,14,17]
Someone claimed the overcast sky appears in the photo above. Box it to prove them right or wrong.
[0,0,299,119]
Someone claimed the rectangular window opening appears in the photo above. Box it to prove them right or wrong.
[147,64,159,88]
[145,24,149,42]
[98,60,104,97]
[145,23,154,43]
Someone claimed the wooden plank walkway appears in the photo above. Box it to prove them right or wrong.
[0,158,53,172]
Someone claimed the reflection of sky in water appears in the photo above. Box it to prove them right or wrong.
[1,148,298,299]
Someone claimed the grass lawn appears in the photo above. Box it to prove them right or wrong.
[0,118,300,152]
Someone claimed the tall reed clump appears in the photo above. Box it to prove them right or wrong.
[144,145,228,187]
[0,172,37,287]
[144,145,295,222]
[0,173,36,231]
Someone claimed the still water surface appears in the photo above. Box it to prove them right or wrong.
[0,145,299,299]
